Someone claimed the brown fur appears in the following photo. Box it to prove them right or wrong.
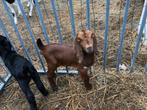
[37,30,97,91]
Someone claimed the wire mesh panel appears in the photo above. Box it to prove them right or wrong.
[0,58,11,92]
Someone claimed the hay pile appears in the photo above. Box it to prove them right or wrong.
[0,67,147,110]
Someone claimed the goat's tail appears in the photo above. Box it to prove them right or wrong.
[37,38,44,50]
[27,64,49,96]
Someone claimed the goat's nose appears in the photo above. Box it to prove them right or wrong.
[87,47,93,53]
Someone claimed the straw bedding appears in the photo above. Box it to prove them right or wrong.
[0,67,147,110]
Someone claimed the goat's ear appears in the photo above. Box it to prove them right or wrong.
[92,33,97,54]
[74,36,84,64]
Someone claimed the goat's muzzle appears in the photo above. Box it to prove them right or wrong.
[85,46,93,53]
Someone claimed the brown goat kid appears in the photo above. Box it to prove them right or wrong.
[37,30,97,91]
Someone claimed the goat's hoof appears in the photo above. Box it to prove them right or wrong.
[29,13,32,17]
[52,86,58,92]
[85,83,92,90]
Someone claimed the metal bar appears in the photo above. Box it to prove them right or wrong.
[0,74,12,92]
[41,0,55,37]
[130,0,137,31]
[16,0,46,72]
[145,64,147,73]
[38,69,78,75]
[130,3,147,71]
[102,0,110,71]
[50,0,63,44]
[138,0,147,34]
[116,0,130,71]
[34,0,50,44]
[68,0,76,39]
[0,77,6,83]
[91,0,96,32]
[0,19,10,38]
[2,0,32,63]
[41,0,49,18]
[86,0,90,30]
[80,0,83,29]
[138,0,147,45]
[0,18,16,51]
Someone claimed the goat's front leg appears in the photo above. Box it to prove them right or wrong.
[6,3,17,24]
[18,80,38,110]
[27,0,31,7]
[47,67,58,91]
[29,0,34,17]
[78,67,92,90]
[15,0,22,16]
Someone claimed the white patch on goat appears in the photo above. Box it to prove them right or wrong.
[83,66,88,69]
[6,2,18,24]
[27,0,31,7]
[15,0,22,15]
[90,66,94,73]
[29,0,34,17]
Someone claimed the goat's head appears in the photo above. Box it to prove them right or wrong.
[74,30,97,64]
[75,30,97,53]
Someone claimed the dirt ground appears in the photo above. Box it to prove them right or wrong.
[0,0,146,110]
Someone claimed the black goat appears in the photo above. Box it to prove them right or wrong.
[0,35,48,110]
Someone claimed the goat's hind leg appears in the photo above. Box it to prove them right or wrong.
[6,3,18,24]
[29,0,34,17]
[17,80,38,110]
[29,66,48,96]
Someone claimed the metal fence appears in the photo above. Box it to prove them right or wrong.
[0,0,146,91]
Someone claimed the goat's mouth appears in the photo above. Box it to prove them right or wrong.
[84,47,94,53]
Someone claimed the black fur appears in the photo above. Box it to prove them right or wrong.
[0,35,48,110]
[5,0,15,4]
[5,0,36,5]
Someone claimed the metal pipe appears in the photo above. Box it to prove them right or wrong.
[116,0,130,71]
[145,64,147,74]
[50,0,63,44]
[2,0,32,63]
[68,0,76,39]
[86,0,90,30]
[34,0,50,44]
[102,0,110,71]
[130,2,147,71]
[0,18,16,51]
[16,0,46,72]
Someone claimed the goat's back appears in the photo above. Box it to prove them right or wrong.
[40,44,79,66]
